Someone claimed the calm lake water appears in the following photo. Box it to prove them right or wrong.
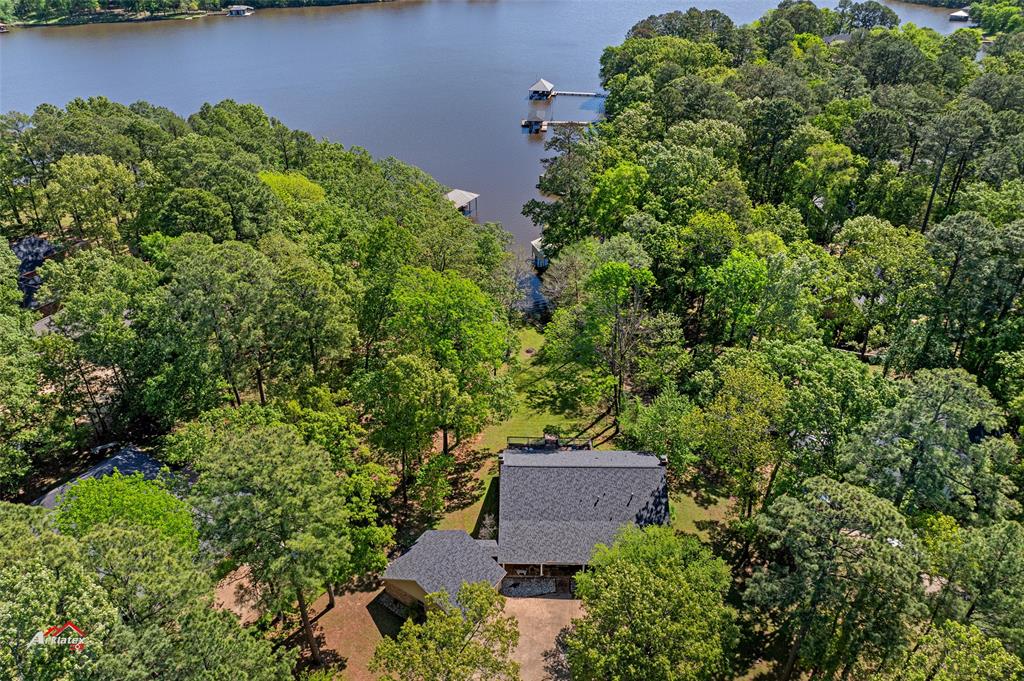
[0,0,955,244]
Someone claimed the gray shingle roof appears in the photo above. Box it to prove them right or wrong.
[476,539,499,559]
[500,450,664,468]
[497,450,669,565]
[383,530,505,600]
[33,446,164,509]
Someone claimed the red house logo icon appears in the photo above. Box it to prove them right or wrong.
[28,621,87,651]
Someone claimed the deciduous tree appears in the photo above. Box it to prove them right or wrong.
[54,471,197,552]
[371,582,519,681]
[567,526,735,681]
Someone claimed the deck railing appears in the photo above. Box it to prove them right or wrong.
[505,436,593,450]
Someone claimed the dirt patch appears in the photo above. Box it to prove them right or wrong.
[214,566,261,626]
[214,571,404,680]
[503,595,582,681]
[304,583,405,680]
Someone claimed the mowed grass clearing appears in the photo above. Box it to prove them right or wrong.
[438,327,575,535]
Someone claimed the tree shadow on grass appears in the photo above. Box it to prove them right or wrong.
[677,464,730,510]
[470,476,500,539]
[724,610,783,681]
[444,447,492,513]
[387,448,493,549]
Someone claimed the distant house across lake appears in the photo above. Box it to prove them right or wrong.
[227,5,254,16]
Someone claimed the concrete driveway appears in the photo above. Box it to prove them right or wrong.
[503,595,583,681]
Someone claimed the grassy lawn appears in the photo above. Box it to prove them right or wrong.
[437,326,575,535]
[670,491,731,540]
[439,327,729,541]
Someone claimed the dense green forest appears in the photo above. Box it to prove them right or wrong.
[0,96,519,676]
[522,2,1024,679]
[971,0,1024,34]
[0,0,1022,679]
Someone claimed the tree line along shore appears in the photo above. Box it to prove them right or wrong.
[0,0,389,28]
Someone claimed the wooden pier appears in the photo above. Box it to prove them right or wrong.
[552,91,607,98]
[521,118,594,134]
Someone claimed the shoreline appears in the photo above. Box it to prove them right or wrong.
[6,0,390,28]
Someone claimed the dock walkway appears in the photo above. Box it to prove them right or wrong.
[552,91,607,98]
[521,119,595,133]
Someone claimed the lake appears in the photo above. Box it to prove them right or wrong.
[0,0,956,245]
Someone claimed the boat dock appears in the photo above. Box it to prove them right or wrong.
[528,78,606,100]
[521,118,594,134]
[523,78,604,133]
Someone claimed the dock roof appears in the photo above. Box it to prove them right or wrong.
[383,530,505,601]
[497,449,669,565]
[444,189,479,209]
[529,78,554,92]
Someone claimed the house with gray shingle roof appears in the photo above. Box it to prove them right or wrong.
[381,445,670,605]
[33,446,165,509]
[497,449,669,574]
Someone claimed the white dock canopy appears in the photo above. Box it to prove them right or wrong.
[529,78,555,93]
[949,9,970,20]
[445,189,480,210]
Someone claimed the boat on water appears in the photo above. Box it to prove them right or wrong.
[226,5,254,16]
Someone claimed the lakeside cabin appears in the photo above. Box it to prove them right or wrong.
[444,189,479,216]
[227,5,254,16]
[949,9,970,21]
[528,78,555,100]
[381,440,670,607]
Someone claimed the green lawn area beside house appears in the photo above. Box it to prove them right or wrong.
[437,326,574,535]
[438,326,732,543]
[670,491,731,541]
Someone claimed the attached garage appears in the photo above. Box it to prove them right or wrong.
[382,530,505,608]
